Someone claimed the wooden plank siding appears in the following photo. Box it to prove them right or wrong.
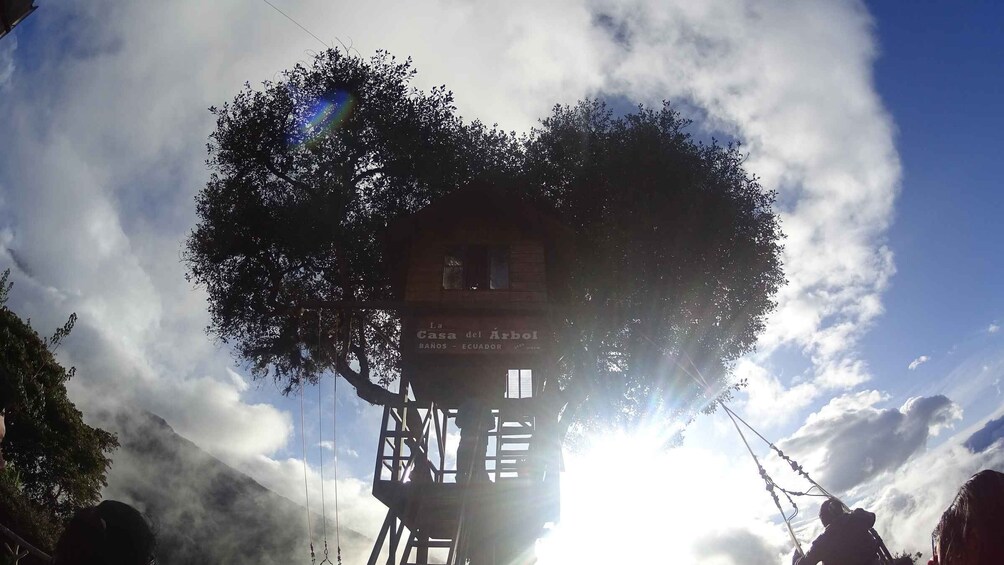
[404,230,548,304]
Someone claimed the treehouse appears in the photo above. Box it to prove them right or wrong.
[368,186,573,565]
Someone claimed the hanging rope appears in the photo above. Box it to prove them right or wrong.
[320,309,343,565]
[634,330,894,563]
[315,312,334,565]
[317,375,333,564]
[719,404,834,498]
[300,384,316,565]
[722,403,804,555]
[719,401,895,564]
[331,354,343,565]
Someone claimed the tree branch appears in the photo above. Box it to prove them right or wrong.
[325,312,396,405]
[333,352,395,405]
[264,161,311,192]
[350,166,388,185]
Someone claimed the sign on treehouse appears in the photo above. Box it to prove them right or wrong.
[412,315,547,354]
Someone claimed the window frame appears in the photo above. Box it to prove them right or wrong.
[441,244,510,291]
[505,368,534,399]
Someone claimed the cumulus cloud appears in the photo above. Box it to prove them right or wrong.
[908,355,930,370]
[778,437,1004,560]
[858,431,1004,557]
[778,392,962,492]
[963,414,1004,453]
[989,323,1000,334]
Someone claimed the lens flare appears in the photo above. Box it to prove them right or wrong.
[291,89,356,147]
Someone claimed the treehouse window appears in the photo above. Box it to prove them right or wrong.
[505,369,533,399]
[442,245,509,290]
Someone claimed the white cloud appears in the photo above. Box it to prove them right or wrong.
[233,453,387,559]
[989,323,1000,334]
[693,528,787,565]
[595,1,900,391]
[908,355,931,370]
[778,392,962,493]
[737,358,818,426]
[226,367,250,393]
[857,430,1004,557]
[0,35,15,90]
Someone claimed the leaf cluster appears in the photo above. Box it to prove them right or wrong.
[0,270,118,522]
[188,50,515,399]
[523,100,783,429]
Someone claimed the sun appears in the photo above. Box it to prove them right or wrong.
[534,427,720,564]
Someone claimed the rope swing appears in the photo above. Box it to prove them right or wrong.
[719,400,895,564]
[721,401,808,556]
[299,383,316,565]
[299,309,350,564]
[313,310,342,565]
[317,375,334,565]
[330,351,343,565]
[636,333,892,562]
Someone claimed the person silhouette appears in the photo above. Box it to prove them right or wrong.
[929,469,1004,565]
[52,500,155,565]
[793,498,880,565]
[455,397,494,483]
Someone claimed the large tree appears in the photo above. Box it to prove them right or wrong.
[0,270,118,525]
[186,49,783,434]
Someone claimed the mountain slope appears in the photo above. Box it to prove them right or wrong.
[99,408,371,565]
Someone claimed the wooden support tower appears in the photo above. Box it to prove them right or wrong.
[367,186,572,565]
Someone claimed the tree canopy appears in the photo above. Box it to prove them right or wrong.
[186,49,784,434]
[0,269,118,524]
[523,100,782,431]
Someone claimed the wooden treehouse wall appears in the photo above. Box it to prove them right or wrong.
[403,215,548,305]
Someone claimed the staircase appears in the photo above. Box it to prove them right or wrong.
[368,398,553,565]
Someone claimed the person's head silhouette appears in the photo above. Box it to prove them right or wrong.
[53,500,155,565]
[818,498,846,528]
[931,470,1004,565]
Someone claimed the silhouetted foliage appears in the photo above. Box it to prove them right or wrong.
[0,269,118,523]
[186,49,784,434]
[186,49,516,404]
[523,100,782,431]
[891,551,923,564]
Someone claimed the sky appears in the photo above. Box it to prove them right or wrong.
[1,1,1003,564]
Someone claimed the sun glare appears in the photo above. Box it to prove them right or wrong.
[535,426,784,564]
[536,429,707,563]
